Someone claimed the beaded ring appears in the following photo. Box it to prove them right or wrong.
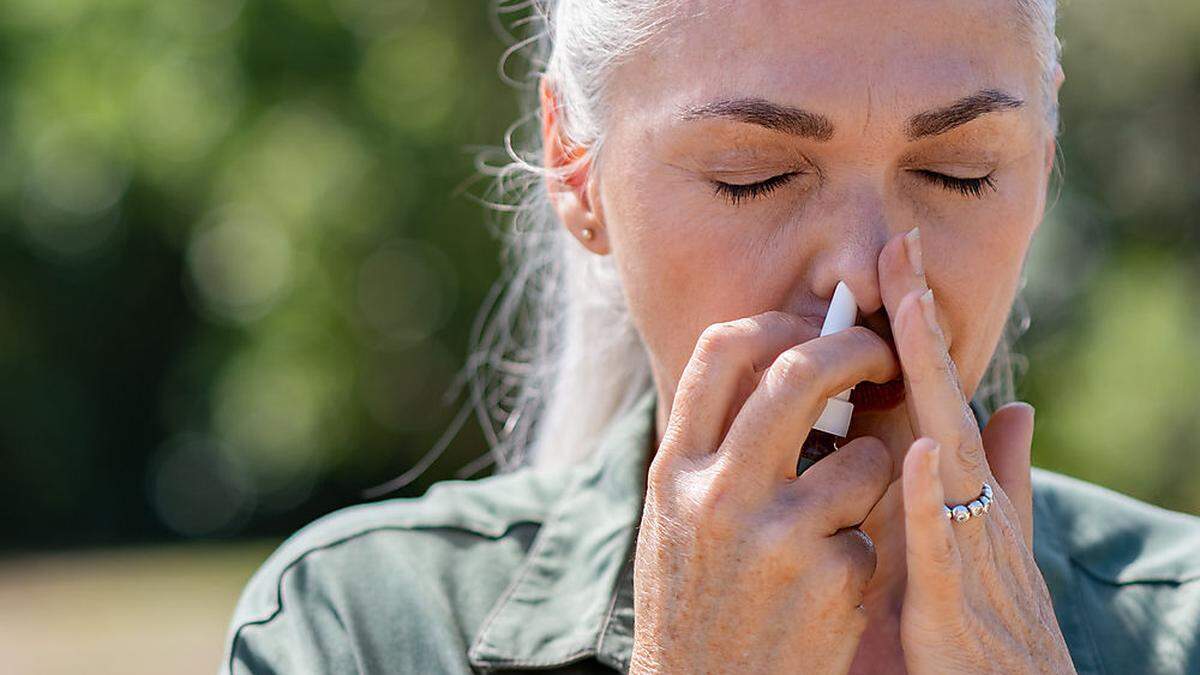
[943,482,993,523]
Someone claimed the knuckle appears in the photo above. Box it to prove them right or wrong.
[691,475,741,541]
[696,319,755,357]
[845,324,887,351]
[834,326,896,381]
[954,437,987,474]
[757,309,794,326]
[958,407,984,440]
[823,532,876,596]
[645,455,678,498]
[932,353,957,383]
[771,346,824,395]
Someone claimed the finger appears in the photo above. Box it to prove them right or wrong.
[878,226,929,312]
[827,527,879,601]
[902,437,963,609]
[664,311,822,458]
[878,229,989,504]
[981,401,1036,547]
[792,435,894,534]
[720,326,900,482]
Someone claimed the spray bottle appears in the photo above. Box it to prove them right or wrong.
[796,280,859,476]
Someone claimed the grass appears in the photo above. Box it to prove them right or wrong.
[0,541,279,675]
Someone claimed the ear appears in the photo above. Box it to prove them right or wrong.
[1043,133,1057,180]
[539,77,610,255]
[1051,61,1066,93]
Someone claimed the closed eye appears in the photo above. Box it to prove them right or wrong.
[711,172,799,206]
[913,169,997,199]
[712,169,997,206]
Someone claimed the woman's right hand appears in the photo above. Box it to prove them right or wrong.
[630,311,902,674]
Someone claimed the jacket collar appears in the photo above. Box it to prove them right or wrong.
[467,386,657,671]
[468,386,990,671]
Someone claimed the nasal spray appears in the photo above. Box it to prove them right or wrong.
[796,280,858,476]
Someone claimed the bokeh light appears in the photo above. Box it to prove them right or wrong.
[187,206,293,323]
[0,0,1195,671]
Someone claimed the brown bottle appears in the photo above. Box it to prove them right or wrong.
[797,428,839,476]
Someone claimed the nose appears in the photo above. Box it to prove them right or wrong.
[808,185,894,318]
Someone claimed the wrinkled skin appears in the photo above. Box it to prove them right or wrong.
[542,0,1073,672]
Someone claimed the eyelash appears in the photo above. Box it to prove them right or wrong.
[711,170,998,205]
[912,169,998,199]
[711,172,799,206]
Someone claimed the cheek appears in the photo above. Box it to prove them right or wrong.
[604,174,774,381]
[926,175,1040,393]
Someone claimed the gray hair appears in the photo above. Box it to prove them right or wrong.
[453,0,1063,476]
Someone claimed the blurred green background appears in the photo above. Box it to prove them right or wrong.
[0,0,1196,672]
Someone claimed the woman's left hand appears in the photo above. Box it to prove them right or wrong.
[879,227,1076,674]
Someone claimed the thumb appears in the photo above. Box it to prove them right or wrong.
[981,401,1035,547]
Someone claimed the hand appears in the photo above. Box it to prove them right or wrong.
[630,311,901,674]
[878,227,1076,673]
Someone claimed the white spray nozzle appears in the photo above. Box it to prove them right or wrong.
[811,280,858,437]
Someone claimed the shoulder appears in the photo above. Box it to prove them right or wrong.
[1033,468,1200,584]
[1031,468,1200,674]
[220,464,573,675]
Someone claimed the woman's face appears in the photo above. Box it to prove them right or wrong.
[558,0,1060,443]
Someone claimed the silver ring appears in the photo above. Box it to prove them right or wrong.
[943,482,992,523]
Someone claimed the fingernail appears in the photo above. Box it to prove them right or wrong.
[919,287,941,336]
[927,441,941,475]
[904,226,924,279]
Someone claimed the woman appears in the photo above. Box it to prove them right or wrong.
[222,1,1200,673]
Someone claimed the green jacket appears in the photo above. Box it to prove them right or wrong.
[222,387,1200,673]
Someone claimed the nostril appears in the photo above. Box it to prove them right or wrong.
[861,308,895,349]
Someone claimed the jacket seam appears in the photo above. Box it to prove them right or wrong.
[227,521,540,675]
[468,649,596,670]
[467,485,585,667]
[594,552,633,671]
[1069,555,1200,587]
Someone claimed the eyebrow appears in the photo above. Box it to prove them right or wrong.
[678,96,835,141]
[904,89,1025,139]
[675,88,1025,142]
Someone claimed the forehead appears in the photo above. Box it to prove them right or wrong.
[607,0,1039,138]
